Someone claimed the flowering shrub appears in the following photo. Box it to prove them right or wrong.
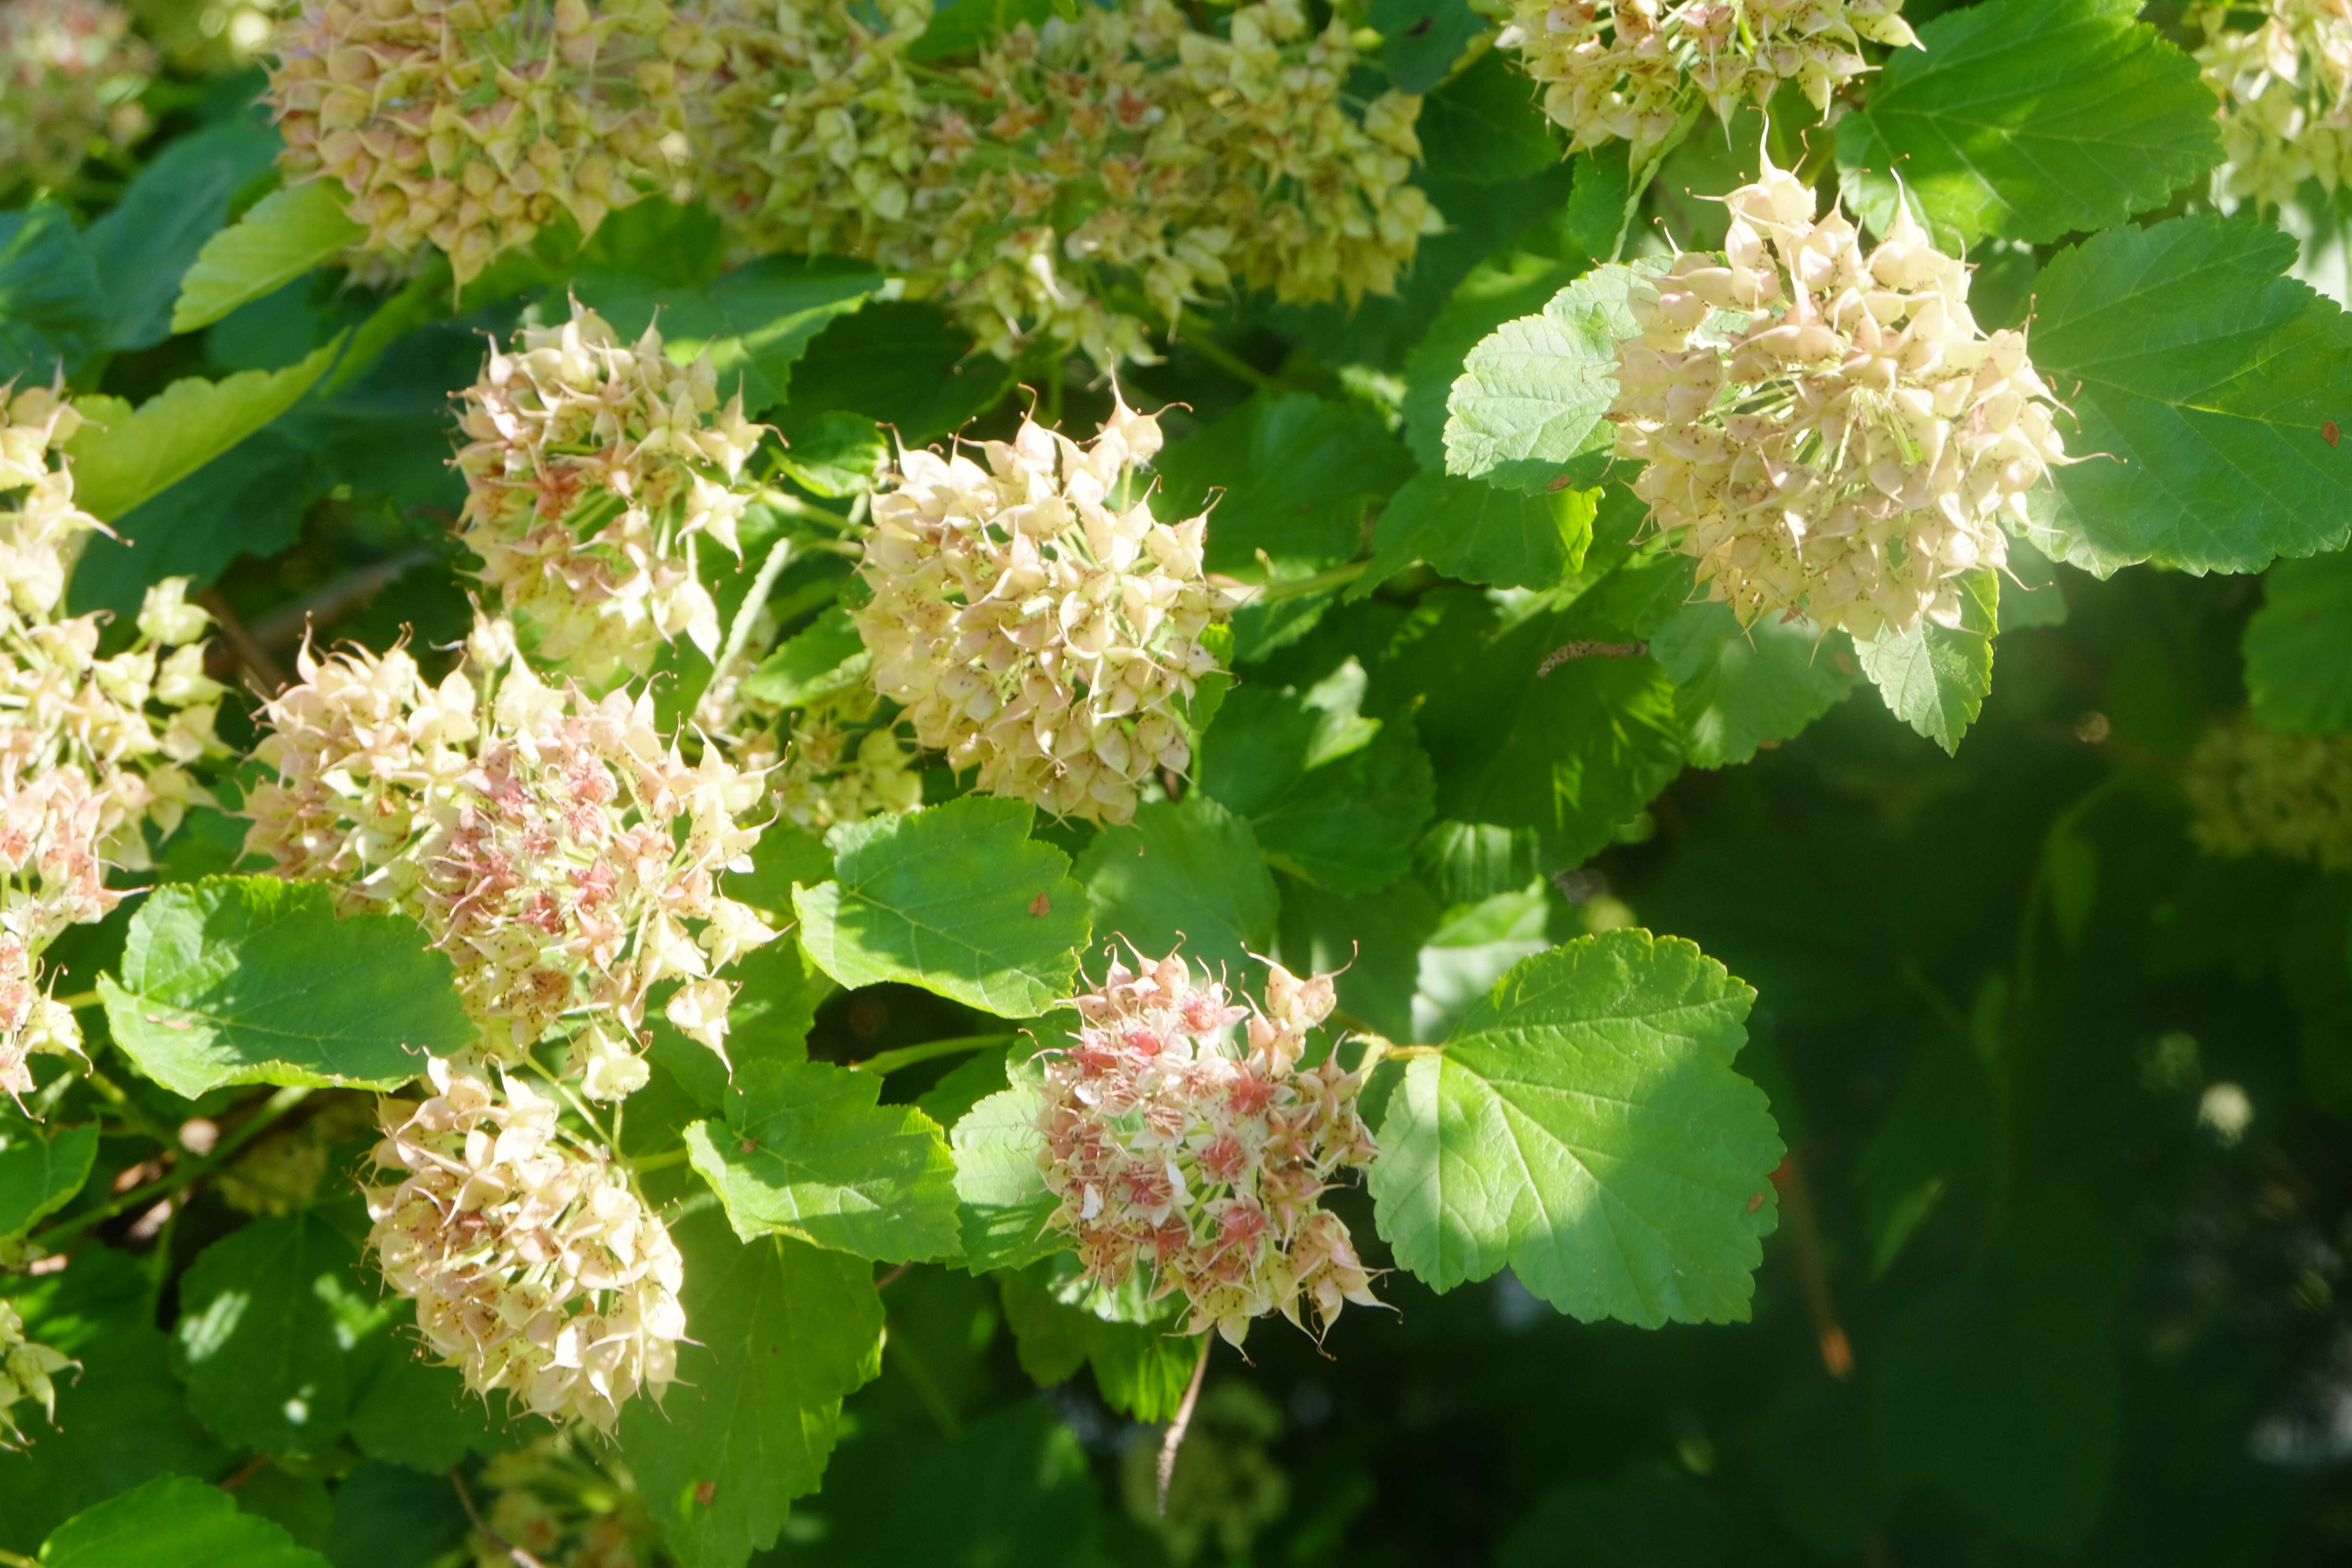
[9,2,2352,1565]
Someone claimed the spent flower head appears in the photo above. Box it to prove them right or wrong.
[266,0,719,285]
[1495,0,1918,166]
[367,1058,686,1429]
[454,300,765,687]
[243,627,775,1070]
[0,1299,74,1449]
[1037,949,1381,1348]
[854,396,1231,826]
[1609,155,2067,640]
[2185,715,2352,873]
[0,0,154,195]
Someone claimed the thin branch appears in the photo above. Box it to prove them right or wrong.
[248,548,436,652]
[1157,1340,1213,1516]
[218,1455,272,1492]
[450,1468,549,1568]
[196,587,291,695]
[847,1033,1014,1076]
[1769,1151,1853,1379]
[40,1086,313,1246]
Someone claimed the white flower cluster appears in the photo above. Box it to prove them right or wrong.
[266,0,717,284]
[1610,157,2067,639]
[1494,0,1917,166]
[2190,0,2352,210]
[0,1298,73,1449]
[3,388,224,1106]
[0,0,154,194]
[1039,951,1381,1347]
[454,301,764,688]
[243,628,775,1072]
[854,398,1231,825]
[368,1059,685,1431]
[700,0,1437,366]
[2185,716,2352,874]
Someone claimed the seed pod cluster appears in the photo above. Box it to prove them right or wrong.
[243,632,775,1066]
[0,1299,74,1449]
[266,0,716,285]
[0,0,154,194]
[1495,0,1919,166]
[854,398,1232,826]
[1038,950,1382,1347]
[454,301,764,687]
[1610,157,2067,640]
[3,388,223,1106]
[367,1060,686,1430]
[699,0,1437,365]
[2185,715,2352,873]
[2189,0,2352,211]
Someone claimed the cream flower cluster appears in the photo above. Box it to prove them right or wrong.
[854,398,1231,826]
[766,691,924,833]
[699,0,1437,366]
[2190,0,2352,210]
[242,630,775,1068]
[0,0,154,193]
[1038,951,1381,1348]
[3,389,224,1107]
[1610,158,2067,639]
[1495,0,1918,166]
[266,0,717,286]
[2185,716,2352,873]
[368,1059,686,1430]
[455,302,763,687]
[0,1299,73,1449]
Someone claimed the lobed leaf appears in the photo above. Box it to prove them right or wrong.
[99,876,474,1100]
[686,1059,962,1263]
[41,1476,329,1568]
[0,1120,98,1245]
[574,256,882,416]
[1651,600,1858,769]
[65,340,342,523]
[85,116,281,350]
[1073,795,1281,978]
[948,1055,1065,1273]
[2245,551,2352,734]
[1853,571,1997,755]
[1154,391,1414,573]
[1356,470,1595,594]
[1443,262,1659,494]
[1367,929,1783,1327]
[794,797,1090,1017]
[2027,215,2352,576]
[1834,0,2219,248]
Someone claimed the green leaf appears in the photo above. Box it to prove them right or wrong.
[1499,1468,1731,1568]
[619,1210,884,1568]
[1833,0,2219,248]
[841,1403,1108,1568]
[1408,881,1556,1043]
[0,1247,232,1552]
[1367,929,1783,1326]
[1357,470,1595,594]
[574,256,882,415]
[346,1316,514,1474]
[1373,0,1485,93]
[794,797,1090,1017]
[907,0,1059,61]
[171,180,366,335]
[322,1464,470,1568]
[1565,144,1636,265]
[0,203,102,380]
[777,300,1012,445]
[1275,874,1443,1042]
[1855,1037,1994,1276]
[1073,795,1280,977]
[2246,551,2352,734]
[1197,661,1436,894]
[169,1213,391,1455]
[739,605,870,708]
[1415,50,1559,186]
[1650,600,1858,769]
[1401,252,1581,470]
[0,1120,97,1245]
[999,1266,1204,1421]
[64,340,341,522]
[1443,263,1659,494]
[775,409,887,497]
[2026,214,2352,576]
[948,1056,1064,1272]
[686,1059,961,1262]
[1154,392,1415,573]
[1999,533,2069,629]
[40,1476,330,1568]
[85,116,280,350]
[99,876,474,1100]
[1853,571,1997,755]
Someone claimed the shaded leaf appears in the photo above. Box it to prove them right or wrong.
[1650,600,1857,769]
[1853,570,1997,755]
[1357,470,1594,594]
[86,115,280,350]
[1415,49,1558,185]
[0,1119,98,1245]
[1155,392,1415,573]
[172,179,367,335]
[574,256,882,415]
[2245,550,2352,735]
[948,1055,1065,1272]
[41,1476,329,1568]
[1073,795,1280,977]
[0,203,102,380]
[739,605,870,708]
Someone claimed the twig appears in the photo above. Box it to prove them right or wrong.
[1537,640,1647,677]
[1157,1340,1213,1516]
[0,1545,39,1568]
[219,1455,271,1492]
[1233,560,1369,608]
[1769,1152,1853,1379]
[847,1033,1013,1076]
[451,1468,549,1568]
[248,549,435,652]
[1175,333,1283,394]
[875,1262,911,1291]
[196,587,291,695]
[40,1086,313,1246]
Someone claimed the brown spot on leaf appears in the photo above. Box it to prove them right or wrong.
[739,1138,758,1155]
[1546,474,1576,491]
[694,1482,716,1506]
[1748,1191,1767,1213]
[2327,419,2341,447]
[1029,891,1052,917]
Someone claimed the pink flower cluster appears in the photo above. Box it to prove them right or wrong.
[1037,951,1380,1347]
